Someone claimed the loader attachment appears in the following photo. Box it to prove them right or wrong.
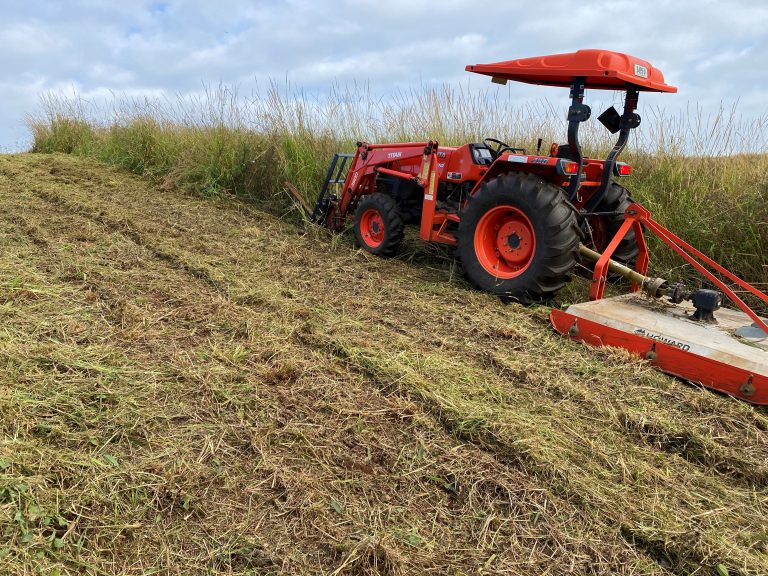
[312,152,355,226]
[551,203,768,404]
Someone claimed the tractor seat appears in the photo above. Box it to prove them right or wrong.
[551,143,574,160]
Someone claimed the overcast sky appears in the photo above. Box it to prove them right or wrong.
[2,0,767,151]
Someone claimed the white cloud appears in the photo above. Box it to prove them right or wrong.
[0,21,68,55]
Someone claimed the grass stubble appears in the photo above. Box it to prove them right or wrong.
[0,153,766,575]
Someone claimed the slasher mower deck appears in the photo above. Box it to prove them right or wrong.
[304,49,768,404]
[552,296,768,404]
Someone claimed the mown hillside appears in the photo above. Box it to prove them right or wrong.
[1,153,767,576]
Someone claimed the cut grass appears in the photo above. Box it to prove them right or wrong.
[1,153,766,575]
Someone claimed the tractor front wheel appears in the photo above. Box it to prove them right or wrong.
[353,193,404,257]
[457,173,581,304]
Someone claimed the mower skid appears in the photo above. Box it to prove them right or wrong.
[551,294,768,404]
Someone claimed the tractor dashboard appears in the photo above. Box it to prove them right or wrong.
[470,144,494,165]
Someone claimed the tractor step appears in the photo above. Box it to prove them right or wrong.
[551,294,768,404]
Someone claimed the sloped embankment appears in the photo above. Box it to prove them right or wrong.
[0,153,766,575]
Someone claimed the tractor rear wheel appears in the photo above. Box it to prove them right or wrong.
[457,173,580,304]
[353,193,404,257]
[585,182,639,266]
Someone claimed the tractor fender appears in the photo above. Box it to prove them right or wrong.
[470,156,564,196]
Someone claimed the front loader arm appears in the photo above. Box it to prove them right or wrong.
[324,141,439,232]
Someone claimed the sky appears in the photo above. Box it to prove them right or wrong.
[2,0,767,151]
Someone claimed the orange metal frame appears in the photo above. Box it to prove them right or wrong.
[591,203,768,334]
[341,140,457,245]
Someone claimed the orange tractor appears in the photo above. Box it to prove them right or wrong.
[308,49,768,404]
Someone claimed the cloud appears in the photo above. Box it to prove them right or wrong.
[0,22,68,55]
[2,0,767,150]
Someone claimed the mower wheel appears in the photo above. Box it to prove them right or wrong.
[585,183,639,267]
[458,173,580,304]
[353,193,404,257]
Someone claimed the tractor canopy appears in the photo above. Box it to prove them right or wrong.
[466,49,677,93]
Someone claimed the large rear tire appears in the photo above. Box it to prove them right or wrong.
[586,182,639,266]
[457,173,580,304]
[353,193,404,257]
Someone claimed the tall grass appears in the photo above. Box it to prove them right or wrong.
[27,83,768,284]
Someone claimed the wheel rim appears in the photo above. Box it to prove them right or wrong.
[474,205,536,279]
[360,208,385,248]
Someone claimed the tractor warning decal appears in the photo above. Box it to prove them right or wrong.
[634,64,648,79]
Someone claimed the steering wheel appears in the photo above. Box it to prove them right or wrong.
[483,137,526,159]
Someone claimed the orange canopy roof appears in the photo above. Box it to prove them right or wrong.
[466,49,677,93]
